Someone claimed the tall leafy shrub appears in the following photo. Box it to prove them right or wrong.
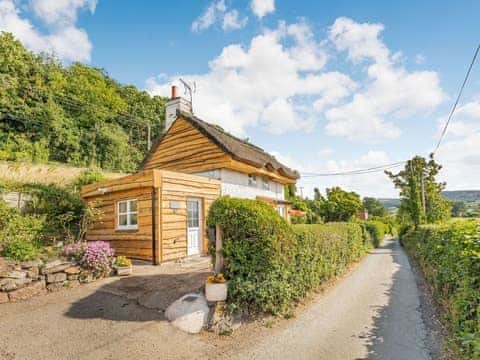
[402,221,480,359]
[208,198,369,315]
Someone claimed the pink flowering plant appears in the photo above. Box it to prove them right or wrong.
[63,242,87,262]
[81,241,115,273]
[63,241,115,273]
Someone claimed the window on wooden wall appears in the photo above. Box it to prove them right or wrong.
[117,199,138,230]
[248,174,257,187]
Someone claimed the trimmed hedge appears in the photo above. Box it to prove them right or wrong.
[401,221,480,359]
[207,198,371,315]
[363,221,388,247]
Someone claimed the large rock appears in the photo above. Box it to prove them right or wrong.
[165,293,210,334]
[46,272,67,284]
[0,270,27,279]
[41,262,74,275]
[8,280,46,302]
[20,259,43,269]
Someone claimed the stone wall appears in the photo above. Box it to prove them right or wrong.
[0,258,108,303]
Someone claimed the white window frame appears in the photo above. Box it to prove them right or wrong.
[262,177,270,191]
[117,199,138,230]
[248,174,257,187]
[276,204,285,218]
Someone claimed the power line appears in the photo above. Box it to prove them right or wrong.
[433,43,480,155]
[300,161,406,177]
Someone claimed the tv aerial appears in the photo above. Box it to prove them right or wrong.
[179,78,196,114]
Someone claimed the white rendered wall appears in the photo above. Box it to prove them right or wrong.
[193,168,284,200]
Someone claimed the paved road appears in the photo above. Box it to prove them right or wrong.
[228,238,433,360]
[0,238,435,360]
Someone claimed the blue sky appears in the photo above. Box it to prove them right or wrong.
[1,0,479,197]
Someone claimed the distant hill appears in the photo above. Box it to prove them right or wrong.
[377,198,401,208]
[378,190,480,209]
[442,190,480,203]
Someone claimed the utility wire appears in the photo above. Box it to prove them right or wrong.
[433,43,480,155]
[300,162,405,177]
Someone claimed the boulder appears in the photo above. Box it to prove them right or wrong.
[8,280,46,302]
[165,293,210,334]
[0,279,18,292]
[20,259,43,269]
[64,266,81,275]
[41,263,74,275]
[26,266,39,279]
[0,270,27,279]
[46,272,67,284]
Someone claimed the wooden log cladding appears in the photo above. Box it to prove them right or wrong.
[82,168,221,263]
[142,118,230,173]
[159,170,221,262]
[82,182,155,261]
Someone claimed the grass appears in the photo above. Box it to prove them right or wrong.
[0,161,126,186]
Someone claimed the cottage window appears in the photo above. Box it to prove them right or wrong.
[117,199,138,230]
[248,174,257,187]
[262,177,270,190]
[276,204,285,218]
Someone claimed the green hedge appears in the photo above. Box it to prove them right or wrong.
[401,221,480,359]
[207,198,370,315]
[363,220,388,247]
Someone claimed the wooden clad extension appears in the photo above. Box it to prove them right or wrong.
[81,169,221,262]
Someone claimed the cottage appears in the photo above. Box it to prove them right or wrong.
[81,86,299,263]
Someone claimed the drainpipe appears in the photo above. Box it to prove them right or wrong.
[151,187,157,265]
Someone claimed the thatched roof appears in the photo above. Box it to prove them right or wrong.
[140,111,299,179]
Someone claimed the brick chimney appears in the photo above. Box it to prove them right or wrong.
[165,85,192,132]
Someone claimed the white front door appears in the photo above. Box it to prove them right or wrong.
[187,198,202,256]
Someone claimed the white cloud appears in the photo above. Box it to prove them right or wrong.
[415,53,425,64]
[0,0,95,62]
[251,0,275,18]
[318,148,334,157]
[223,9,248,31]
[272,149,398,198]
[192,0,247,32]
[435,97,480,190]
[147,21,356,136]
[325,17,445,142]
[30,0,97,26]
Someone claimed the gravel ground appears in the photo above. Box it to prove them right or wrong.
[0,239,443,360]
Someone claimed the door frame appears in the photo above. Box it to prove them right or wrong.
[186,197,203,256]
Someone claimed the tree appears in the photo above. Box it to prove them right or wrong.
[451,201,467,218]
[386,155,451,225]
[320,186,362,222]
[0,31,166,171]
[362,197,388,217]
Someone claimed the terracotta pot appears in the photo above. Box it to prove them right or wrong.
[205,282,228,302]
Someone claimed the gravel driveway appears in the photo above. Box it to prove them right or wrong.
[0,239,442,360]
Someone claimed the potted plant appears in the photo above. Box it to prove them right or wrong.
[114,256,132,276]
[205,273,227,302]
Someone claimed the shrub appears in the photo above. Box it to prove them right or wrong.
[207,198,369,315]
[401,221,480,359]
[2,238,38,261]
[73,169,106,188]
[63,241,115,273]
[63,242,88,262]
[363,221,388,247]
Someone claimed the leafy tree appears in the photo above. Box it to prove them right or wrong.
[386,155,451,225]
[0,32,166,171]
[451,201,467,218]
[320,186,362,222]
[362,197,388,217]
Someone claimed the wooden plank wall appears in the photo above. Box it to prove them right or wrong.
[142,117,231,173]
[83,171,156,261]
[159,170,221,262]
